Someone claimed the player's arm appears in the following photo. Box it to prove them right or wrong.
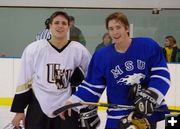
[60,51,106,114]
[61,51,103,129]
[69,46,91,93]
[11,46,34,113]
[128,39,170,118]
[11,46,34,128]
[69,53,105,128]
[147,39,170,105]
[69,51,106,104]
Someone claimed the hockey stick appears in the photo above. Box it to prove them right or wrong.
[53,102,134,116]
[52,102,180,116]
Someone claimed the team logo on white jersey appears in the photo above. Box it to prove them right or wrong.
[47,64,72,89]
[117,73,146,85]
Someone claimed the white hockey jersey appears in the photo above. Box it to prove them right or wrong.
[11,39,91,117]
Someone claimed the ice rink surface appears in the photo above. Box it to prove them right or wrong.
[0,106,165,129]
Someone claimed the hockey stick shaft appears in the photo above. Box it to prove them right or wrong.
[52,102,133,116]
[53,102,134,116]
[52,102,180,116]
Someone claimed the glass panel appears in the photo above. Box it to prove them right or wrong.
[0,8,179,61]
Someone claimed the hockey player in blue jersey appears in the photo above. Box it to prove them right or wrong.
[60,12,170,129]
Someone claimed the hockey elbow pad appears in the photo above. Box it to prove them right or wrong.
[70,67,84,87]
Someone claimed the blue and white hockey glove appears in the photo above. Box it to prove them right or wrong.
[79,105,100,129]
[133,89,158,118]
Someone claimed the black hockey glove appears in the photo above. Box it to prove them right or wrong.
[70,67,84,87]
[133,89,158,118]
[79,105,100,129]
[128,83,142,100]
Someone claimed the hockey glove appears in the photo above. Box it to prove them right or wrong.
[79,105,100,129]
[133,89,158,118]
[70,67,84,87]
[128,83,142,100]
[118,112,150,129]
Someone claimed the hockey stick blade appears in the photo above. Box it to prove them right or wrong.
[52,102,135,116]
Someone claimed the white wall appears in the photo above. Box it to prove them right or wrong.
[0,58,21,97]
[166,64,180,107]
[0,58,180,107]
[0,0,180,8]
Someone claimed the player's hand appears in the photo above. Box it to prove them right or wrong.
[59,101,72,120]
[12,113,25,129]
[133,89,158,118]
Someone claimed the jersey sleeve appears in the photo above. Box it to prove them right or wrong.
[147,39,170,105]
[69,51,106,103]
[11,46,35,113]
[79,47,91,76]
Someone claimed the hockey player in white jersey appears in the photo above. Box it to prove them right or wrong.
[10,11,93,129]
[60,12,170,129]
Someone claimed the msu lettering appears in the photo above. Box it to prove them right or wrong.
[111,60,146,85]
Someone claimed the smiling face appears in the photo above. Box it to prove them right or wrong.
[49,15,70,40]
[107,19,129,43]
[106,12,130,44]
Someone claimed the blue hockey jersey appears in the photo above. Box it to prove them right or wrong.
[71,37,170,128]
